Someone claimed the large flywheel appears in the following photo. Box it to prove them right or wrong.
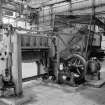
[66,54,86,81]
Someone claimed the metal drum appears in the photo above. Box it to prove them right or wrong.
[87,57,101,74]
[92,34,102,47]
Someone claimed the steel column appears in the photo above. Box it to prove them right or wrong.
[12,32,22,96]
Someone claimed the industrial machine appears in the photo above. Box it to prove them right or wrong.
[0,24,51,96]
[49,14,105,86]
[0,24,16,96]
[21,33,50,81]
[0,15,104,96]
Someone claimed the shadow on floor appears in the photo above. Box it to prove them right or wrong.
[77,84,105,105]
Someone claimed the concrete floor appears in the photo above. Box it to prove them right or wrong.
[1,79,105,105]
[1,61,105,105]
[23,79,105,105]
[22,60,105,105]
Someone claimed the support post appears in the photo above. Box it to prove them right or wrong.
[0,0,2,24]
[50,4,53,27]
[54,36,59,82]
[37,61,40,75]
[0,0,2,35]
[12,32,22,96]
[92,0,95,31]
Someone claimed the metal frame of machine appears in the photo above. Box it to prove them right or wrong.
[51,14,105,86]
[0,24,22,96]
[0,22,60,97]
[0,14,104,96]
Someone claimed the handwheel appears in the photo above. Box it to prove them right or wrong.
[67,54,86,81]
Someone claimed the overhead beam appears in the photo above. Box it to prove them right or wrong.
[31,0,88,9]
